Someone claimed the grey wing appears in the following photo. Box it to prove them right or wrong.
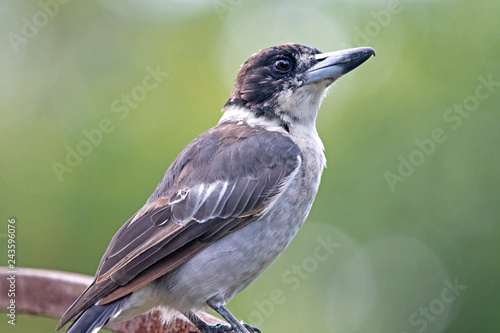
[57,124,301,329]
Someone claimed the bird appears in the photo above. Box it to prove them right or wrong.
[56,43,375,333]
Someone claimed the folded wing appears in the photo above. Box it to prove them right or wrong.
[57,122,301,330]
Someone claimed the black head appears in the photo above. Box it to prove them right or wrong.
[223,43,375,126]
[224,44,320,118]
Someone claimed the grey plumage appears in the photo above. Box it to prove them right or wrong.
[57,43,374,333]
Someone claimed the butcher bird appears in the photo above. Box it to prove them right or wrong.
[57,43,375,333]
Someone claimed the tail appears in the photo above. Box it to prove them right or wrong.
[62,297,128,333]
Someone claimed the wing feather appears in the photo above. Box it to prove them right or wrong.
[57,123,301,330]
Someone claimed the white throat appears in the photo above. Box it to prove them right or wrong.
[218,106,288,134]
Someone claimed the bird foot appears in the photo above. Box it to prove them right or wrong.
[195,323,261,333]
[243,323,261,333]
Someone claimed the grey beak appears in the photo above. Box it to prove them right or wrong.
[305,47,375,85]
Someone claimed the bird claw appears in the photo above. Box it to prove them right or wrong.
[198,323,261,333]
[243,323,261,333]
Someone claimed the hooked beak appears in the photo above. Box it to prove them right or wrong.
[305,47,375,85]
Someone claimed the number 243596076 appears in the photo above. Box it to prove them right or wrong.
[7,219,16,269]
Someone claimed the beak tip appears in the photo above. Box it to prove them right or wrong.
[363,47,376,57]
[305,46,376,85]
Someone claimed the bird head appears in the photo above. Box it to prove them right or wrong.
[223,43,375,128]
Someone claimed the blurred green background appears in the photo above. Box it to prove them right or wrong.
[1,0,499,332]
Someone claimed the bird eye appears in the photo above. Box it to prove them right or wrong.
[273,59,292,73]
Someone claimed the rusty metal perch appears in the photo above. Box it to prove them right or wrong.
[0,267,222,332]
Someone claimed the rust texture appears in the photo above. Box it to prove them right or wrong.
[0,267,222,332]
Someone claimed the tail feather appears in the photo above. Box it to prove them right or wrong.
[64,297,128,333]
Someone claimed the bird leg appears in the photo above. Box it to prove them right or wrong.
[184,311,236,333]
[184,303,261,333]
[207,301,261,333]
